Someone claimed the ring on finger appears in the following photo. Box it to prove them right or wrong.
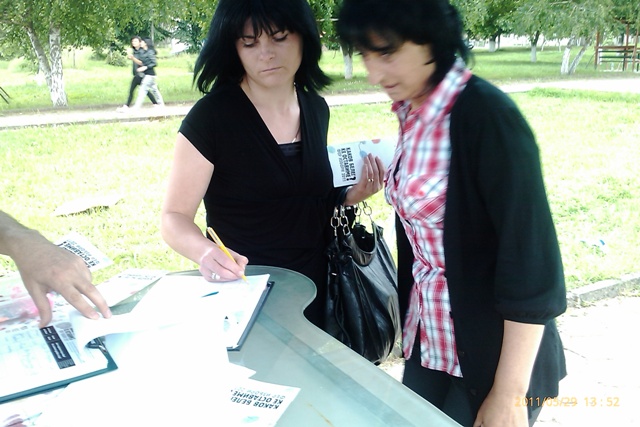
[211,272,220,281]
[367,178,374,183]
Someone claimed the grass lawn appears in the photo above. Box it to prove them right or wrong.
[1,87,640,290]
[1,46,640,291]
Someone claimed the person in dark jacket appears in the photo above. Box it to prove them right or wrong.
[116,36,157,112]
[338,1,567,426]
[131,38,164,109]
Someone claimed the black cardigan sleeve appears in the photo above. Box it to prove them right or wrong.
[446,76,566,324]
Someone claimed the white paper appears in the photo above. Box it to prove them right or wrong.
[132,274,272,349]
[0,304,112,403]
[327,137,397,187]
[71,274,223,348]
[226,378,300,427]
[96,268,167,307]
[211,275,272,349]
[4,272,296,427]
[52,194,122,216]
[37,298,231,427]
[54,231,112,271]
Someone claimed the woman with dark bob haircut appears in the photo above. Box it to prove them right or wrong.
[338,0,567,426]
[161,0,385,328]
[193,0,330,93]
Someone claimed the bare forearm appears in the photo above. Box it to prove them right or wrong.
[161,212,212,265]
[493,320,545,395]
[0,211,44,258]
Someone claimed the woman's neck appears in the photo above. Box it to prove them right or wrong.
[240,79,297,112]
[240,78,300,144]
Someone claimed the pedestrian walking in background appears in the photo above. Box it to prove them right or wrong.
[131,38,165,110]
[116,36,157,113]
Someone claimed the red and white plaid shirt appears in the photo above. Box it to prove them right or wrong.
[385,60,471,377]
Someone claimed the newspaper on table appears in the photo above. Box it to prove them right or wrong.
[0,292,117,405]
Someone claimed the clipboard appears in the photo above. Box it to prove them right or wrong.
[0,332,117,405]
[227,280,274,351]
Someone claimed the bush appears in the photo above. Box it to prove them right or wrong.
[106,50,128,67]
[8,57,37,73]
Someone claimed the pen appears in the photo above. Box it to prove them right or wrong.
[206,226,249,284]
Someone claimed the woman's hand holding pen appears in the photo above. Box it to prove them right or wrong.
[199,239,248,282]
[344,153,386,206]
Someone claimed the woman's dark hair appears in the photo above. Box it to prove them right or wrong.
[143,38,155,52]
[337,0,471,88]
[194,0,331,94]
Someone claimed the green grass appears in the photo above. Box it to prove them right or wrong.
[1,46,640,290]
[1,89,640,290]
[2,46,638,112]
[514,89,640,288]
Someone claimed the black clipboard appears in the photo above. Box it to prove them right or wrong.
[227,280,274,351]
[0,335,117,404]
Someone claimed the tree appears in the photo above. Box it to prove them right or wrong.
[509,0,634,73]
[542,0,613,75]
[454,0,518,51]
[0,0,118,106]
[511,2,553,63]
[0,0,214,107]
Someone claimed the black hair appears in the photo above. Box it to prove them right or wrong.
[142,38,154,52]
[194,0,331,94]
[337,0,471,88]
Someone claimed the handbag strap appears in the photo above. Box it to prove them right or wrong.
[331,201,374,237]
[331,205,350,237]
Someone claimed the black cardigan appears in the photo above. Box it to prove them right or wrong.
[396,75,567,413]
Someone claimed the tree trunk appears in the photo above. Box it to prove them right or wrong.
[25,24,52,89]
[568,37,592,75]
[48,25,68,107]
[530,31,540,63]
[340,40,353,80]
[488,37,497,52]
[560,37,575,75]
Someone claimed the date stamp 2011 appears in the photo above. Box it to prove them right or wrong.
[515,396,621,408]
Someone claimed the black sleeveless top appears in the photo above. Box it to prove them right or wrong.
[179,84,342,326]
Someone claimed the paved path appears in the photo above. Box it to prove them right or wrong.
[379,295,640,426]
[1,77,638,130]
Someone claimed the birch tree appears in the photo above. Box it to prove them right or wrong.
[544,0,613,75]
[0,0,118,107]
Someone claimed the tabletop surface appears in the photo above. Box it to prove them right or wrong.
[208,265,460,427]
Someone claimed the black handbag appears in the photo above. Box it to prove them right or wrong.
[325,202,402,364]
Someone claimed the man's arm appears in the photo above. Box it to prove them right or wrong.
[0,210,111,327]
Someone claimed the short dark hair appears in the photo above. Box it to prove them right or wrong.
[194,0,331,94]
[143,38,154,51]
[337,0,470,88]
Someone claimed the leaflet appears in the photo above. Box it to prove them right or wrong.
[327,137,397,187]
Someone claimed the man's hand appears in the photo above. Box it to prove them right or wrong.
[14,236,112,327]
[0,211,111,327]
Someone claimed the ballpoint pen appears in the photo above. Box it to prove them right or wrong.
[206,226,249,284]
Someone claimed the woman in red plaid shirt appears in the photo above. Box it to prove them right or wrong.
[338,1,567,426]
